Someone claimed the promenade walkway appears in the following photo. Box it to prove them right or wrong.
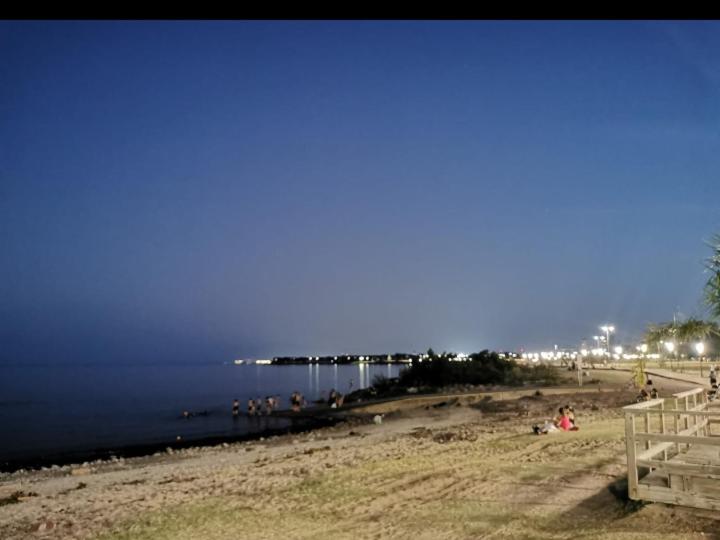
[594,365,711,389]
[643,368,711,389]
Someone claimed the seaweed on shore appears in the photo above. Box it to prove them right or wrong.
[0,490,38,506]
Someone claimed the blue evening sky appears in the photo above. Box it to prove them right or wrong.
[2,20,720,362]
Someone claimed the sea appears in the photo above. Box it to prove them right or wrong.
[0,361,404,469]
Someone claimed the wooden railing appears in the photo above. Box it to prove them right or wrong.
[624,388,720,510]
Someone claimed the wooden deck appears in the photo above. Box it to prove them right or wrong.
[624,387,720,510]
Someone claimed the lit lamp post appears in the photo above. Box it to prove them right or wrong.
[664,341,675,371]
[614,346,623,360]
[600,325,615,363]
[577,350,587,387]
[695,342,705,377]
[636,344,648,385]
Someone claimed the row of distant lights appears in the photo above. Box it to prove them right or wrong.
[292,339,707,366]
[406,352,521,363]
[305,355,409,363]
[303,352,524,364]
[521,351,578,363]
[522,342,707,364]
[280,342,708,366]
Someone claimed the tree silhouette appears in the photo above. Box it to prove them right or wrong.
[705,233,720,320]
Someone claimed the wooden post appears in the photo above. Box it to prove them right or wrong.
[674,398,680,455]
[702,391,708,437]
[660,401,667,461]
[685,396,690,451]
[625,412,638,499]
[645,410,651,451]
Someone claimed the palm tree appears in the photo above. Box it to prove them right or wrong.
[644,318,719,373]
[676,317,719,344]
[705,233,720,320]
[644,322,676,354]
[676,318,719,374]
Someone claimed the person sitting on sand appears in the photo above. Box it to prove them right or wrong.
[533,420,559,435]
[708,384,718,402]
[555,407,579,431]
[564,405,576,426]
[636,388,650,403]
[650,388,659,399]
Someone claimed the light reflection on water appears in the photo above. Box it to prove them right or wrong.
[0,362,405,462]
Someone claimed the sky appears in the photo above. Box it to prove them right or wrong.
[2,20,720,363]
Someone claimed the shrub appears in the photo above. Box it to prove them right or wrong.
[396,351,561,389]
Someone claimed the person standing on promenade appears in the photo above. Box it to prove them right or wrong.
[247,398,256,416]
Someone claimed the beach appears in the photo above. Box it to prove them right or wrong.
[1,370,718,540]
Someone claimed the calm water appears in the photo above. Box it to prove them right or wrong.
[0,362,403,466]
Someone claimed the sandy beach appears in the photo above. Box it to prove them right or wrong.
[2,370,718,540]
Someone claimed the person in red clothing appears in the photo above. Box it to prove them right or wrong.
[555,407,579,431]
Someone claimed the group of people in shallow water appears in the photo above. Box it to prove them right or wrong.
[235,396,281,416]
[238,389,344,415]
[183,388,346,420]
[532,405,580,435]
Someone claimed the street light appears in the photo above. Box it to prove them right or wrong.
[695,342,705,356]
[663,341,676,370]
[600,325,615,359]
